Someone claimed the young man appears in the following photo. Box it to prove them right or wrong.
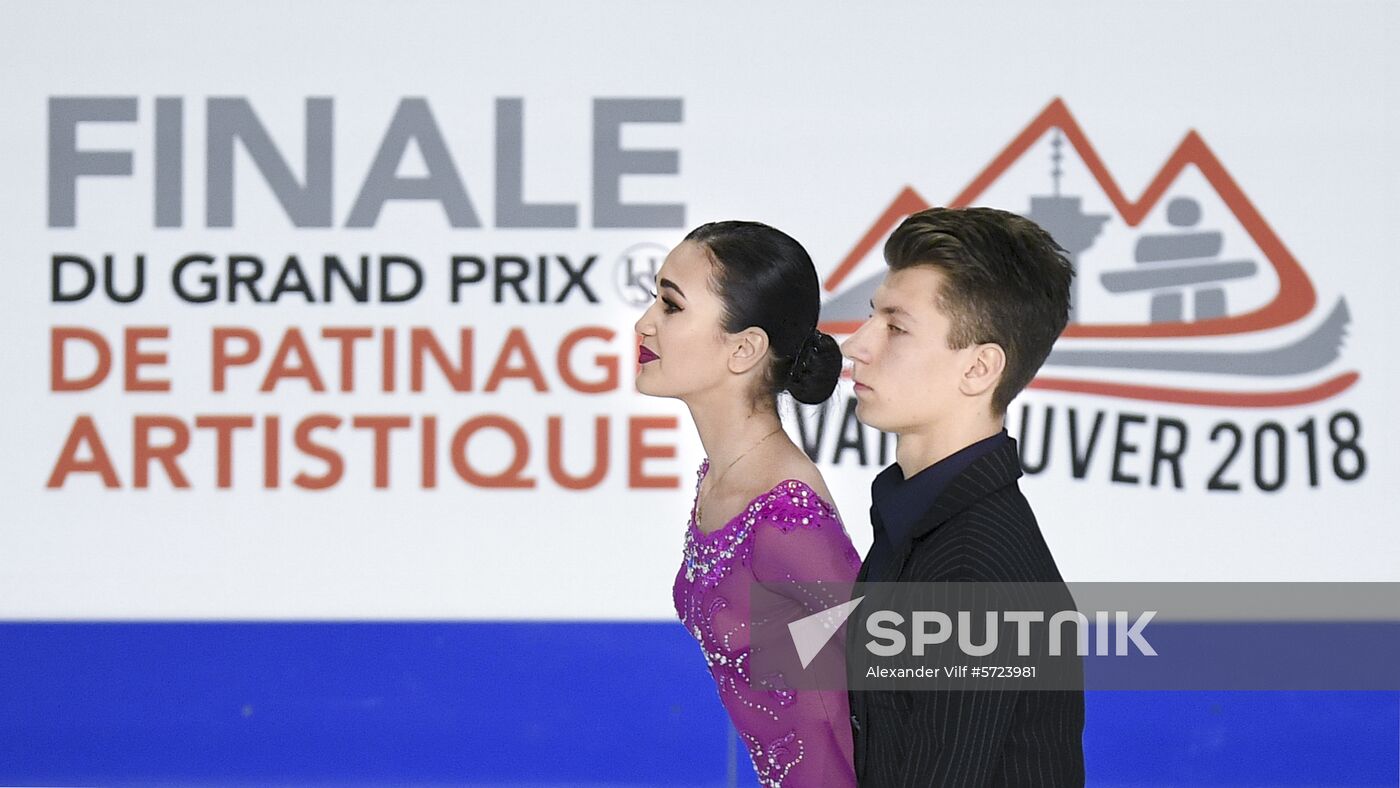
[841,206,1085,786]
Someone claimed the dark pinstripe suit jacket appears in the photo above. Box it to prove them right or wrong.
[846,438,1085,787]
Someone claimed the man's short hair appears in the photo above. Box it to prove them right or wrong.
[884,206,1074,414]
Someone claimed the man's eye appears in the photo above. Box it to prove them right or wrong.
[888,324,904,335]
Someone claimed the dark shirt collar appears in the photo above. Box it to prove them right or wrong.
[871,429,1011,550]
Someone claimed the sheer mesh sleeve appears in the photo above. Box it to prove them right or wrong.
[674,475,862,786]
[743,483,862,786]
[751,485,861,590]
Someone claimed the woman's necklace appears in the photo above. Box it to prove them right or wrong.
[696,426,784,528]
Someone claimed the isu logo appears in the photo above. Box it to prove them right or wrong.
[820,98,1358,409]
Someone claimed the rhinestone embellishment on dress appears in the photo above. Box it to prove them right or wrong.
[680,461,835,586]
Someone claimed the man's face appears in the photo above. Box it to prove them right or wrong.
[840,266,978,435]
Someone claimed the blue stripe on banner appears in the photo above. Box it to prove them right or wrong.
[1083,622,1400,690]
[0,622,1396,786]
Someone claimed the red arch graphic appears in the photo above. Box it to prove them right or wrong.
[1026,372,1359,408]
[821,98,1319,340]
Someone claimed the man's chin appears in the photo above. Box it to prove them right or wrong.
[851,401,888,432]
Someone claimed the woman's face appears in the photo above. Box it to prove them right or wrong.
[633,240,737,401]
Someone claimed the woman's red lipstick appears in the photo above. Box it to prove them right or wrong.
[639,346,660,364]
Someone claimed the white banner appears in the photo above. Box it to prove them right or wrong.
[3,1,1396,620]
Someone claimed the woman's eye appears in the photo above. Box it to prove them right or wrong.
[887,323,904,335]
[663,298,681,314]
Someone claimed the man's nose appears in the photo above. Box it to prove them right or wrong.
[841,321,870,362]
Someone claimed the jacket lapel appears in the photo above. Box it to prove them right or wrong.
[888,438,1026,576]
[849,439,1026,645]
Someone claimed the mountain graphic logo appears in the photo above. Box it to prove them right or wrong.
[820,99,1359,408]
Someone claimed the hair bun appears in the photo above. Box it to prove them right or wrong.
[785,329,842,405]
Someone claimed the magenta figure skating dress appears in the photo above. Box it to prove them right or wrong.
[673,459,861,787]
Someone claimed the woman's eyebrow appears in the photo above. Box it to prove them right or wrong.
[658,277,686,298]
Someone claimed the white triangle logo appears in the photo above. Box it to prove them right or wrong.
[787,595,865,669]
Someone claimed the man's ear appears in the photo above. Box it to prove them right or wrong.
[728,327,771,375]
[960,342,1006,399]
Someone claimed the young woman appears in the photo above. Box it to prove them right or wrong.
[635,221,860,786]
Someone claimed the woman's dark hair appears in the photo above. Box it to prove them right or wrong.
[684,220,842,407]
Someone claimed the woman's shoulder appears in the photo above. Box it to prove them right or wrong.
[773,451,837,502]
[747,462,861,578]
[744,456,840,532]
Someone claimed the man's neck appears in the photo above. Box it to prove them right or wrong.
[894,417,1004,480]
